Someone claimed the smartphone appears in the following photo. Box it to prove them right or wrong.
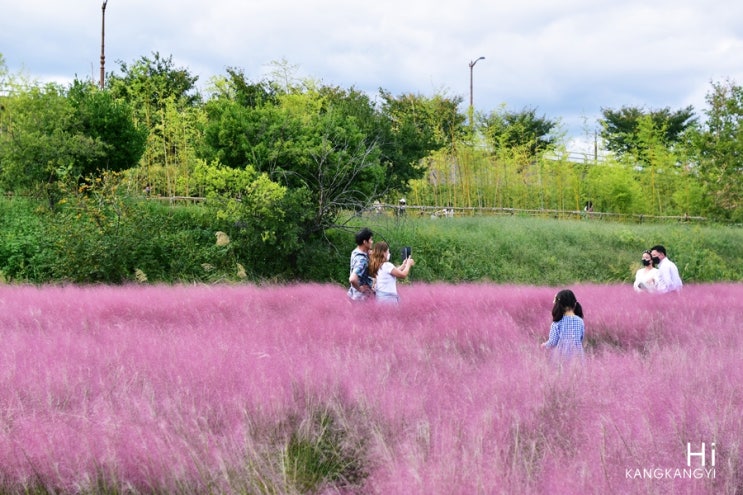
[401,246,412,262]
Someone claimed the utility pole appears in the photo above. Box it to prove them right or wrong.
[100,1,108,89]
[468,56,485,126]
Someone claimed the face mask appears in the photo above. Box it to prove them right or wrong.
[642,259,651,266]
[651,256,661,265]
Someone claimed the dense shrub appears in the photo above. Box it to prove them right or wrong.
[1,196,306,284]
[0,197,52,282]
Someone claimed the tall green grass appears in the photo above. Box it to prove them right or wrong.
[318,213,743,285]
[3,197,743,284]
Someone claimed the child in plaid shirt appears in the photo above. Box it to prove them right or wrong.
[541,289,585,362]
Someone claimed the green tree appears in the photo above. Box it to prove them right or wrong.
[599,105,697,157]
[209,67,279,108]
[264,90,386,234]
[377,90,466,190]
[0,81,104,206]
[694,79,743,219]
[67,80,147,176]
[481,106,559,157]
[202,67,466,221]
[108,52,200,109]
[201,70,304,176]
[202,81,385,237]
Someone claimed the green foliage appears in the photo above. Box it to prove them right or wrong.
[482,105,559,156]
[108,52,200,108]
[0,77,146,209]
[407,135,706,219]
[191,160,310,277]
[201,79,464,238]
[108,52,205,196]
[0,82,98,204]
[67,79,148,175]
[5,52,743,285]
[280,408,367,493]
[4,196,743,285]
[377,89,466,188]
[201,84,386,236]
[139,97,206,196]
[214,67,280,108]
[4,55,743,226]
[0,184,232,284]
[584,161,645,214]
[45,173,163,283]
[0,197,51,283]
[693,79,743,219]
[670,180,707,217]
[599,105,697,157]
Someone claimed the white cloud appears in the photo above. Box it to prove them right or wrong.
[2,0,742,144]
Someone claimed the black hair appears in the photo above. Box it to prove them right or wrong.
[355,227,373,246]
[650,245,667,256]
[552,289,584,322]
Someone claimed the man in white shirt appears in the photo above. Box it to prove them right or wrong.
[650,245,683,293]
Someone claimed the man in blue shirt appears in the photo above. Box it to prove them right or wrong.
[348,227,374,301]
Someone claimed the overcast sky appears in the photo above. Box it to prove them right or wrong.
[2,0,742,150]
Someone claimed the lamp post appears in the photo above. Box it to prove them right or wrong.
[468,56,485,126]
[99,0,108,89]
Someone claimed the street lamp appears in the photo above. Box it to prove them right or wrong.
[99,0,108,89]
[468,56,485,126]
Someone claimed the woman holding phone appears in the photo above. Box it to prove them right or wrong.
[368,242,415,304]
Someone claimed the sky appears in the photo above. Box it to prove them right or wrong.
[2,0,743,152]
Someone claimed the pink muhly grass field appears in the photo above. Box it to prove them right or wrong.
[0,282,741,494]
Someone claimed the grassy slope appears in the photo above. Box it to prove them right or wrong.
[3,197,743,284]
[321,213,743,285]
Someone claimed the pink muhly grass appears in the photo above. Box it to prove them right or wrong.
[0,282,740,494]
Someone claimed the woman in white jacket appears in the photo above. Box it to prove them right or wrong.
[368,241,415,304]
[633,250,659,293]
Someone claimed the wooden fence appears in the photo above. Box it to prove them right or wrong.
[147,197,708,223]
[363,203,707,224]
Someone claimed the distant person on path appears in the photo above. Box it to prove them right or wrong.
[583,201,594,219]
[542,289,585,362]
[367,241,415,304]
[650,245,683,293]
[347,228,374,301]
[633,249,659,293]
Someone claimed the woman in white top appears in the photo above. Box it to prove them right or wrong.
[633,250,659,293]
[368,241,415,304]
